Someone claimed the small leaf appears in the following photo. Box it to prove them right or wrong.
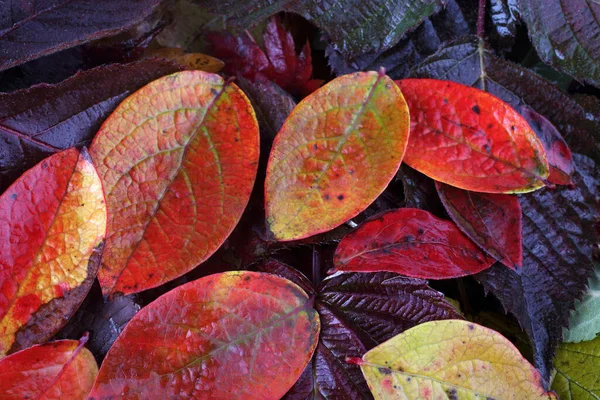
[0,0,169,71]
[552,336,600,400]
[265,71,410,241]
[356,320,556,399]
[0,336,98,400]
[435,182,522,269]
[396,78,549,193]
[145,48,225,72]
[89,271,320,399]
[520,106,574,185]
[90,71,259,296]
[332,208,494,279]
[563,265,600,343]
[519,0,600,88]
[0,148,107,357]
[0,58,184,193]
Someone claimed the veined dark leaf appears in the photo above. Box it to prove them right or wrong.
[197,0,447,59]
[0,58,183,193]
[0,0,168,71]
[252,259,462,399]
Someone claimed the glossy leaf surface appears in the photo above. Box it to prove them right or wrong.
[396,78,549,193]
[552,336,600,400]
[436,182,522,269]
[0,0,168,71]
[520,106,574,186]
[207,16,322,97]
[252,259,461,399]
[0,337,98,400]
[357,320,556,399]
[0,58,184,193]
[90,71,259,296]
[89,271,320,399]
[333,208,494,279]
[0,148,106,357]
[265,71,410,241]
[519,0,600,88]
[563,265,600,343]
[476,154,599,381]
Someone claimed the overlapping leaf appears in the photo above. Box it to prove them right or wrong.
[252,259,462,399]
[436,182,522,269]
[355,320,556,399]
[0,58,184,193]
[333,208,494,279]
[0,0,168,71]
[552,336,600,400]
[396,78,549,193]
[197,0,447,59]
[89,271,320,399]
[0,336,98,400]
[90,70,259,296]
[519,0,600,88]
[0,148,106,357]
[563,265,600,343]
[265,71,410,241]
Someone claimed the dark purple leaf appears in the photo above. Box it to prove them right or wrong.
[0,0,168,71]
[0,58,183,193]
[397,165,445,216]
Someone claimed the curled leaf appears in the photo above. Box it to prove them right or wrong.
[266,71,410,241]
[355,320,556,399]
[0,148,107,357]
[332,208,494,279]
[0,336,98,400]
[89,271,320,399]
[396,78,549,193]
[90,71,259,296]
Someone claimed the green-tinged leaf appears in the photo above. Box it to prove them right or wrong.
[552,336,600,400]
[564,265,600,343]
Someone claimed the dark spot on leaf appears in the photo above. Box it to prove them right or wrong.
[483,144,491,154]
[234,137,239,142]
[446,388,458,400]
[244,275,251,281]
[324,194,330,200]
[210,88,218,95]
[404,235,415,243]
[42,162,48,169]
[487,123,493,129]
[313,144,318,150]
[472,105,480,114]
[337,194,344,201]
[510,125,515,131]
[349,169,355,175]
[468,324,474,330]
[406,377,411,382]
[417,228,424,234]
[378,367,393,374]
[11,193,17,200]
[443,98,449,104]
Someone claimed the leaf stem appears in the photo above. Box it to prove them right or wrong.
[312,245,321,285]
[477,0,487,38]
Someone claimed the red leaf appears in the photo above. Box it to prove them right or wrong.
[395,78,549,193]
[0,336,98,400]
[520,106,574,186]
[206,16,322,97]
[332,208,495,279]
[435,182,523,269]
[90,71,259,296]
[89,271,319,399]
[0,148,106,357]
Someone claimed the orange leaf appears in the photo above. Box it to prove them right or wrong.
[90,71,260,296]
[89,271,320,399]
[396,78,549,193]
[265,70,410,241]
[0,148,107,357]
[0,336,98,400]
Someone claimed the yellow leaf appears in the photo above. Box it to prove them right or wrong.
[145,47,224,72]
[357,320,556,399]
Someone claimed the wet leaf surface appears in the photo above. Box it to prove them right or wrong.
[90,71,259,296]
[0,336,98,400]
[333,208,495,279]
[0,148,106,357]
[0,58,184,193]
[396,78,549,193]
[356,320,556,399]
[436,182,522,269]
[266,71,410,241]
[89,271,320,399]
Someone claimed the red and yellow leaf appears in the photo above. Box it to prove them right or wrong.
[0,336,98,400]
[89,71,260,296]
[396,78,549,193]
[265,70,410,241]
[332,208,494,279]
[354,320,556,399]
[0,148,107,357]
[89,271,320,399]
[435,182,522,269]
